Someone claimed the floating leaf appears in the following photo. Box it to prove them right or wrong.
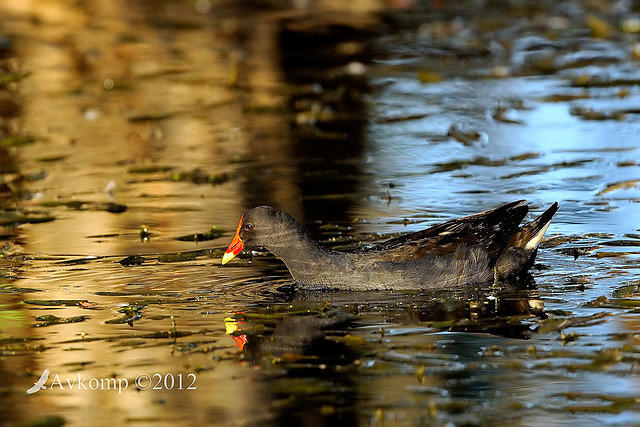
[586,14,612,38]
[0,72,31,84]
[21,415,65,427]
[536,312,609,334]
[36,155,68,162]
[0,135,36,148]
[158,252,198,262]
[375,113,429,124]
[38,200,126,213]
[0,211,53,226]
[176,226,225,242]
[24,299,92,307]
[33,315,89,327]
[128,165,174,174]
[118,255,145,266]
[127,113,173,122]
[597,179,640,196]
[417,70,443,83]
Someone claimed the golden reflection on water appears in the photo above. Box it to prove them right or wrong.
[0,1,319,423]
[4,0,247,254]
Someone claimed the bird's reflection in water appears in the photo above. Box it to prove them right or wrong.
[224,283,547,355]
[224,316,248,351]
[221,286,546,424]
[224,304,359,425]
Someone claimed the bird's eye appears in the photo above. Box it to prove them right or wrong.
[244,223,254,231]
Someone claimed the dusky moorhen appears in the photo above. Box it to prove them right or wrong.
[222,200,558,290]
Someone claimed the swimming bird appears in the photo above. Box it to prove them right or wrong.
[221,200,558,291]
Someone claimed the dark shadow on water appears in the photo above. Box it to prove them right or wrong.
[230,284,545,424]
[243,310,359,426]
[240,14,376,227]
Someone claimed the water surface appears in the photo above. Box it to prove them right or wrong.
[1,1,640,425]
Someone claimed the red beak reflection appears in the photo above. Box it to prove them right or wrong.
[224,316,247,351]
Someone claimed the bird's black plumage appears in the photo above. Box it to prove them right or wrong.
[224,201,558,290]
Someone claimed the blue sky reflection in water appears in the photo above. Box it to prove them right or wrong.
[363,75,640,236]
[1,0,640,426]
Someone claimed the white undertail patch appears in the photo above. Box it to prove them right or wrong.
[524,221,551,251]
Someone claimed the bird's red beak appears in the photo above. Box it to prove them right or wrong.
[222,215,244,265]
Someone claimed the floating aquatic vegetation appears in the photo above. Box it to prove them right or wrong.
[597,179,640,196]
[39,200,127,213]
[491,105,523,124]
[329,334,368,348]
[0,336,44,346]
[374,113,429,124]
[539,92,591,102]
[85,232,120,238]
[557,245,597,259]
[158,252,199,262]
[170,169,230,186]
[20,415,65,427]
[243,104,287,114]
[571,75,640,88]
[0,340,48,356]
[417,70,443,84]
[95,290,181,297]
[446,124,485,146]
[54,256,101,265]
[24,299,97,308]
[430,153,542,174]
[0,135,37,148]
[564,347,626,372]
[585,14,613,39]
[0,71,31,84]
[596,251,640,258]
[125,297,197,307]
[0,284,42,293]
[127,165,174,174]
[59,329,202,344]
[36,155,68,163]
[570,106,624,121]
[77,301,98,309]
[558,392,640,414]
[127,113,174,122]
[152,248,221,263]
[0,209,54,226]
[585,296,640,309]
[600,240,640,247]
[502,159,595,180]
[535,311,609,334]
[117,255,145,266]
[611,284,639,298]
[147,17,203,30]
[617,161,637,167]
[130,205,202,212]
[176,226,225,242]
[560,330,578,344]
[105,305,143,326]
[33,314,90,327]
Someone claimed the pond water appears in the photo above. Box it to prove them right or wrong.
[1,1,640,425]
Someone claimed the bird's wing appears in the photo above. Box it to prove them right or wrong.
[368,200,529,264]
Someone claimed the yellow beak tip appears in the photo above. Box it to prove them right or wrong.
[221,252,235,265]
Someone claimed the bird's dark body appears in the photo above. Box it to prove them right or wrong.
[230,200,558,291]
